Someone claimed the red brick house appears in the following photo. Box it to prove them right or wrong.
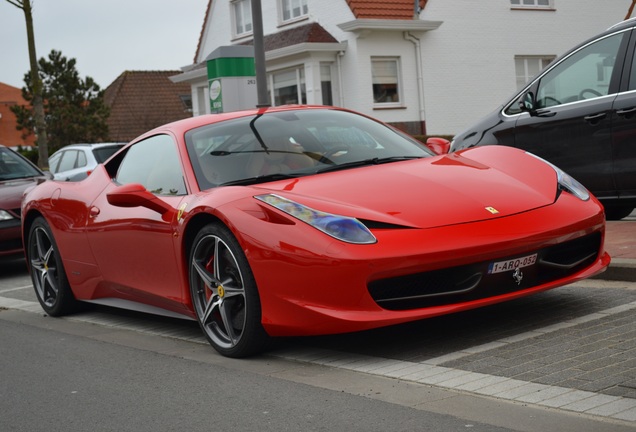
[104,71,193,142]
[0,82,36,147]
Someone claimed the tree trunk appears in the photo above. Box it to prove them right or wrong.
[23,0,49,169]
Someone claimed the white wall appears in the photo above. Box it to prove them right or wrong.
[195,0,630,135]
[420,0,630,135]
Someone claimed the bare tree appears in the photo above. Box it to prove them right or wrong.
[5,0,49,168]
[627,0,636,19]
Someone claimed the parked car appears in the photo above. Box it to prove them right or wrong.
[49,143,125,181]
[22,106,609,358]
[0,146,50,257]
[451,18,636,220]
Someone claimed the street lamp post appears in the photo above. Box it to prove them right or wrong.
[251,0,270,107]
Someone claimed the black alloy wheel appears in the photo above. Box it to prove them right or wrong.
[189,223,269,358]
[27,217,79,316]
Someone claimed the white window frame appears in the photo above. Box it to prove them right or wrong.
[514,55,555,90]
[268,66,306,106]
[279,0,308,23]
[232,0,253,38]
[510,0,553,9]
[371,57,402,107]
[320,62,334,106]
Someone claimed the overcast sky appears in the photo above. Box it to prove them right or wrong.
[0,0,208,89]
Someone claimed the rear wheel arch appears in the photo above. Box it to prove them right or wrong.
[22,209,45,265]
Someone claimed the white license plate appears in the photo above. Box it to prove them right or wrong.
[488,253,538,274]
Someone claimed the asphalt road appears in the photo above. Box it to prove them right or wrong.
[1,256,635,431]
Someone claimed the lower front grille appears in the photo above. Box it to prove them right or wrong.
[368,232,601,311]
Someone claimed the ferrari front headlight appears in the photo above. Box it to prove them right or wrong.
[526,153,590,201]
[255,194,377,244]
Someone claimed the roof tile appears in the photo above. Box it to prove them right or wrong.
[347,0,428,20]
[104,71,192,142]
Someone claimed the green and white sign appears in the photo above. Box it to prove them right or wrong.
[206,46,258,113]
[209,79,222,113]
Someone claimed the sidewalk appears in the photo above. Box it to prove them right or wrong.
[600,214,636,281]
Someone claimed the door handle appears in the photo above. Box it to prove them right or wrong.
[583,112,607,123]
[616,106,636,116]
[534,109,557,117]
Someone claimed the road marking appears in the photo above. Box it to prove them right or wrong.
[1,294,635,422]
[0,285,33,294]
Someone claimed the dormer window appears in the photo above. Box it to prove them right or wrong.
[510,0,553,9]
[232,0,253,37]
[280,0,308,23]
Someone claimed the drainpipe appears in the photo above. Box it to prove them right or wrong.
[336,50,346,107]
[413,0,420,19]
[404,31,425,134]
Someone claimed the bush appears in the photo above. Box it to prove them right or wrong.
[16,146,39,165]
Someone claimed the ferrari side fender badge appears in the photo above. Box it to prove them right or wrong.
[485,206,499,214]
[177,203,188,221]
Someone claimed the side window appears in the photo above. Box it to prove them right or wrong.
[116,135,186,196]
[536,32,625,109]
[371,58,401,106]
[270,67,306,105]
[514,56,555,90]
[77,150,87,168]
[57,150,78,172]
[49,153,61,173]
[628,43,636,91]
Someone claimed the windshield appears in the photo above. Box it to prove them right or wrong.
[185,108,433,189]
[0,147,42,181]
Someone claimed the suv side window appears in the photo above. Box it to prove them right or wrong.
[48,152,61,173]
[57,150,79,173]
[77,150,87,168]
[628,40,636,91]
[535,32,625,109]
[116,134,186,196]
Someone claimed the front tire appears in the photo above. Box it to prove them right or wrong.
[189,223,269,358]
[27,217,80,316]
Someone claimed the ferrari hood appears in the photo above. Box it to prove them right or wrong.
[253,147,559,229]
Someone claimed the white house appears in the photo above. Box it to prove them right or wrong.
[172,0,631,136]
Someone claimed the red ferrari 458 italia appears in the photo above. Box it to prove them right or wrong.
[21,106,610,357]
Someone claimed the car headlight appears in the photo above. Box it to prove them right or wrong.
[255,194,377,244]
[526,153,590,201]
[0,210,15,221]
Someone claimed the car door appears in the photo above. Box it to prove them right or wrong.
[512,30,630,199]
[611,30,636,201]
[86,134,189,310]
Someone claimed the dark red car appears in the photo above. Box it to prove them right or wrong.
[0,146,49,257]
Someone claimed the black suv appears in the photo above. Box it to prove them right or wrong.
[451,18,636,220]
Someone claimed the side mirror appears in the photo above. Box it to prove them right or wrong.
[425,137,451,155]
[107,183,172,215]
[518,92,535,112]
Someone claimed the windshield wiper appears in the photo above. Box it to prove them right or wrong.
[219,172,304,186]
[316,156,424,174]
